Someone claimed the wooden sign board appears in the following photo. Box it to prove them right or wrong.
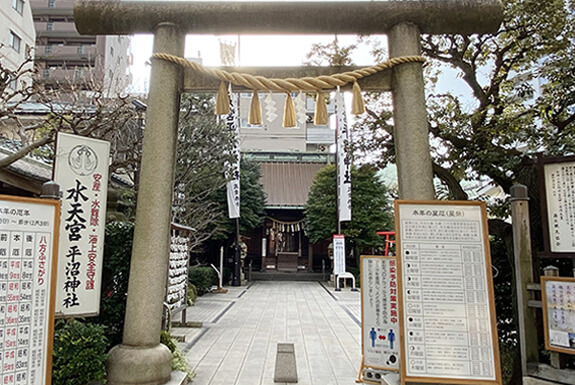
[395,200,501,385]
[542,160,575,253]
[0,195,60,385]
[359,255,400,377]
[541,276,575,355]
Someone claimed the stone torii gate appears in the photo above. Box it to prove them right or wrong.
[74,1,502,384]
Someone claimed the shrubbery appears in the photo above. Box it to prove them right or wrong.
[188,265,217,295]
[52,319,108,385]
[160,331,194,381]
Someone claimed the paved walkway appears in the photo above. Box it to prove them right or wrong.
[172,281,362,385]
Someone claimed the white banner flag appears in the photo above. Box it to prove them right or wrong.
[336,89,352,222]
[225,90,241,219]
[54,132,110,316]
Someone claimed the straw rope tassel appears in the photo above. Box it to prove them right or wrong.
[249,91,262,125]
[283,93,297,128]
[314,92,329,125]
[216,81,230,115]
[351,81,365,115]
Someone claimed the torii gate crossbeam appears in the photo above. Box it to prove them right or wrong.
[72,2,503,384]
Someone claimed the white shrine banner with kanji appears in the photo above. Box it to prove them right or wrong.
[336,89,351,222]
[226,91,241,219]
[54,133,110,316]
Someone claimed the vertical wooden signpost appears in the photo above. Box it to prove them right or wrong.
[395,200,502,385]
[0,195,60,385]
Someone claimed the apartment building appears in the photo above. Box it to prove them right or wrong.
[1,0,36,92]
[30,0,131,95]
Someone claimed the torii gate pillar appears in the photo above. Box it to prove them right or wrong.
[106,23,185,385]
[389,22,435,200]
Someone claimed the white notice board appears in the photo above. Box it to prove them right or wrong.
[333,234,346,275]
[543,161,575,253]
[541,276,575,355]
[54,132,110,317]
[395,200,501,385]
[360,255,400,372]
[0,195,60,385]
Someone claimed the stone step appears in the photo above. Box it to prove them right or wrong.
[250,271,327,282]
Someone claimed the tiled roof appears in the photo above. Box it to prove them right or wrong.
[260,162,327,208]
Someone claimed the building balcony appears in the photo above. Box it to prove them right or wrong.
[31,0,74,14]
[306,126,336,145]
[35,45,97,62]
[35,21,79,37]
[37,67,101,86]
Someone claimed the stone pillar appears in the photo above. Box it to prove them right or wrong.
[388,22,435,200]
[107,23,185,385]
[510,184,538,376]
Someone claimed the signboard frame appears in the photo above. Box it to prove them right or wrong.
[536,154,575,259]
[540,276,575,355]
[395,200,502,385]
[359,254,400,382]
[0,194,61,385]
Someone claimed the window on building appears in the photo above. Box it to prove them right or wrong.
[240,118,263,129]
[12,0,24,15]
[77,46,84,54]
[46,21,54,31]
[48,0,55,8]
[9,31,21,53]
[45,45,52,53]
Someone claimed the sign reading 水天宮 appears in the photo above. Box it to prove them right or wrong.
[54,133,110,316]
[360,255,400,373]
[541,277,575,355]
[333,234,346,275]
[543,161,575,253]
[395,200,501,385]
[0,195,60,385]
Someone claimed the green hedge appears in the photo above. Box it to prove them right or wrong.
[188,266,217,296]
[52,319,108,385]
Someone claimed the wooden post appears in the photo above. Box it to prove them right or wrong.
[510,184,538,376]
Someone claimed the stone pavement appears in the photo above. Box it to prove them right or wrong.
[172,281,362,385]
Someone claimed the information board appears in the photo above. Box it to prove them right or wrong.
[541,276,575,355]
[0,195,60,385]
[333,234,346,275]
[543,161,575,253]
[395,200,501,385]
[54,132,110,316]
[360,255,400,372]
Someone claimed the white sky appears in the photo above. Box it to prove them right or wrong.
[128,34,387,94]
